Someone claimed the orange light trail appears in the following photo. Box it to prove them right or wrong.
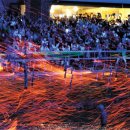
[0,63,3,72]
[0,40,130,129]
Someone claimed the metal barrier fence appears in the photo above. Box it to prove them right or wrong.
[1,50,130,62]
[0,50,129,89]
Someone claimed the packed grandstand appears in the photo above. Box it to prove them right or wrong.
[1,11,130,51]
[0,10,130,70]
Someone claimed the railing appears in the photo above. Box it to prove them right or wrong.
[1,50,130,62]
[0,50,129,89]
[31,50,130,57]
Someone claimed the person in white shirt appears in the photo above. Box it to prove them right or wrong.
[10,20,16,27]
[44,46,50,51]
[52,43,60,51]
[13,29,19,37]
[80,44,85,51]
[71,44,78,51]
[116,42,127,68]
[40,43,50,52]
[40,44,44,52]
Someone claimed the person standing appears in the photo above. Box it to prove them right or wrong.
[97,104,107,130]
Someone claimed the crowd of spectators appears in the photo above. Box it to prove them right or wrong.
[0,11,130,69]
[0,11,130,53]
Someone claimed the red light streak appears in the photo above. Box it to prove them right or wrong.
[0,40,129,129]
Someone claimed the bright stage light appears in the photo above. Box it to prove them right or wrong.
[73,6,78,12]
[0,63,3,72]
[66,9,72,18]
[59,14,64,18]
[50,6,55,14]
[65,28,69,33]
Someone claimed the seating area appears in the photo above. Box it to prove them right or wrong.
[0,11,130,52]
[0,11,129,70]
